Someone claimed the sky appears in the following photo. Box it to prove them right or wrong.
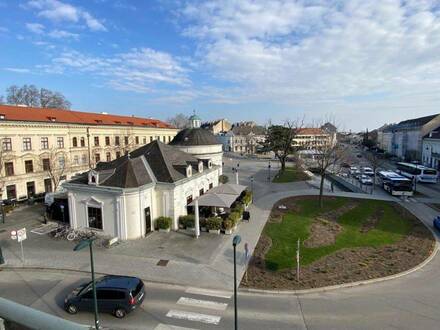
[1,0,440,131]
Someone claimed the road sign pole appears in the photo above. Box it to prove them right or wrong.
[20,241,24,263]
[296,238,300,282]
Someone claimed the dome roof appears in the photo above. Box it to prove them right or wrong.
[170,128,220,146]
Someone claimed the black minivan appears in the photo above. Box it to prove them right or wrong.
[64,275,145,318]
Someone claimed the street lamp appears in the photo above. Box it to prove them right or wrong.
[268,160,272,181]
[232,235,242,330]
[74,239,99,330]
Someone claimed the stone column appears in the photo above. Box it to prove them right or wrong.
[194,199,200,238]
[235,170,239,185]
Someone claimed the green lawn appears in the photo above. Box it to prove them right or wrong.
[272,167,310,183]
[264,198,413,271]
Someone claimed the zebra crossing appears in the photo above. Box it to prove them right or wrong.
[163,287,232,328]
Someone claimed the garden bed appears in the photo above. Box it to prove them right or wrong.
[272,167,310,183]
[242,196,435,290]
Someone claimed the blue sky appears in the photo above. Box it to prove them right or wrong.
[1,0,440,131]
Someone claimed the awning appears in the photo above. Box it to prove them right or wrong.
[188,193,238,208]
[206,183,247,195]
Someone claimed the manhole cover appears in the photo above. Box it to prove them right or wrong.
[157,259,169,267]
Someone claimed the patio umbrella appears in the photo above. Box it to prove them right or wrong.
[206,183,247,195]
[188,193,237,208]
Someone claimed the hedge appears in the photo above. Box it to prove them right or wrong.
[207,217,222,230]
[156,216,172,230]
[179,214,195,228]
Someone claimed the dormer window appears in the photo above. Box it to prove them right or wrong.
[0,114,5,120]
[95,119,103,124]
[88,171,99,185]
[186,165,192,178]
[198,161,203,173]
[47,116,56,122]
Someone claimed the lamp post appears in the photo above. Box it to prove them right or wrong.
[268,160,271,181]
[74,239,99,330]
[232,235,241,330]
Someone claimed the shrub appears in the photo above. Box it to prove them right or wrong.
[223,219,233,230]
[207,217,222,230]
[179,214,195,229]
[156,216,172,230]
[228,211,241,225]
[219,174,229,184]
[233,203,244,215]
[242,190,253,205]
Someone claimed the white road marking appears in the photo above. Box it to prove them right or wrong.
[185,287,232,299]
[177,297,228,311]
[154,324,198,330]
[166,310,221,325]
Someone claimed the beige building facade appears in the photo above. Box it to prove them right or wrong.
[0,105,178,201]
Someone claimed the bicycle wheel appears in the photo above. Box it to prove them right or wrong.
[67,231,76,241]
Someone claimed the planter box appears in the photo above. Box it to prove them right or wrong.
[209,229,220,234]
[159,228,170,233]
[224,228,234,235]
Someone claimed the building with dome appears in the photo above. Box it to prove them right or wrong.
[170,114,223,171]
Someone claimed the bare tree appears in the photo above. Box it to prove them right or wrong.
[6,84,71,109]
[0,95,4,104]
[264,119,303,171]
[39,148,69,191]
[315,133,349,208]
[167,113,190,129]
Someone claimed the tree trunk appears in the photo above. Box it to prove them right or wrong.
[319,173,325,208]
[280,158,286,171]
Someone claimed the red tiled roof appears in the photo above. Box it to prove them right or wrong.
[296,128,325,135]
[0,104,174,129]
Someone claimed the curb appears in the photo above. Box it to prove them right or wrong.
[240,241,439,296]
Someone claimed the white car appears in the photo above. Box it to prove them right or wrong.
[359,175,373,185]
[349,166,358,175]
[362,167,374,176]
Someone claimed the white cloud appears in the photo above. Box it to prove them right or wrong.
[0,26,8,33]
[48,29,79,39]
[4,67,31,73]
[26,0,106,31]
[26,22,45,34]
[39,48,190,93]
[178,0,440,117]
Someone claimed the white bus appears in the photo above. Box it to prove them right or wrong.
[396,162,438,183]
[377,171,414,196]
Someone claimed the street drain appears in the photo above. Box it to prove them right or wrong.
[157,259,169,266]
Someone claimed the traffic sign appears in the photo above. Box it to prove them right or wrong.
[17,228,27,243]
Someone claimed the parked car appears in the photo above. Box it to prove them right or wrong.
[64,275,145,318]
[434,217,440,231]
[359,175,373,185]
[362,167,374,176]
[349,166,358,175]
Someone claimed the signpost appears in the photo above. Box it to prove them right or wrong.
[11,228,26,263]
[296,238,300,282]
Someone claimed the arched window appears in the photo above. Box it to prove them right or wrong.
[72,137,77,147]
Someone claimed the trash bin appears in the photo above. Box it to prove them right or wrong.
[243,211,250,222]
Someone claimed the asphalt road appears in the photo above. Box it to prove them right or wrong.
[1,155,440,329]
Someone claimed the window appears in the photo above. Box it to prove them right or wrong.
[143,137,146,144]
[94,136,99,146]
[150,137,153,143]
[116,151,121,158]
[135,136,139,144]
[40,137,49,150]
[106,152,111,162]
[95,153,100,163]
[87,206,103,229]
[199,188,204,196]
[82,290,94,299]
[81,154,88,164]
[25,160,33,173]
[73,155,79,165]
[168,136,172,142]
[2,138,12,151]
[97,289,125,300]
[124,136,129,145]
[58,156,65,168]
[44,178,52,193]
[42,158,50,171]
[6,185,16,200]
[162,136,166,142]
[5,162,14,176]
[23,138,32,151]
[209,183,213,189]
[105,136,110,146]
[115,136,120,146]
[80,137,85,147]
[72,137,78,147]
[57,137,64,148]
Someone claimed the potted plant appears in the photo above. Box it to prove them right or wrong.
[200,218,208,232]
[223,219,234,235]
[185,215,195,231]
[207,217,222,234]
[178,216,186,229]
[229,211,240,228]
[156,216,172,232]
[243,190,253,207]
